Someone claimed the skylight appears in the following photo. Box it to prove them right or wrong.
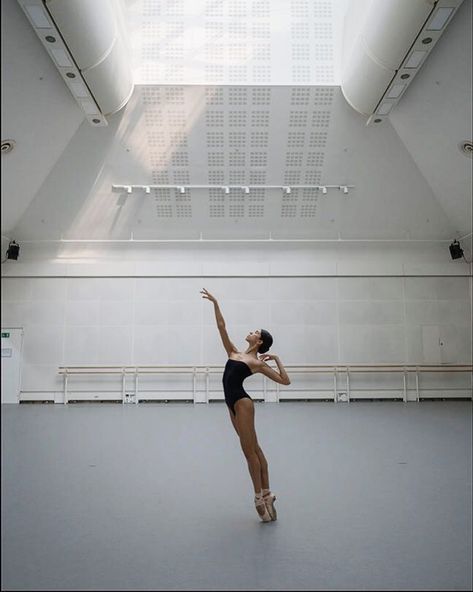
[124,0,350,85]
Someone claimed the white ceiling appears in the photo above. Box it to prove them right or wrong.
[0,0,84,235]
[1,0,471,242]
[389,0,472,238]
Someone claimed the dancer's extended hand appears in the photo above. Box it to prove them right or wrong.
[200,288,217,303]
[258,353,278,362]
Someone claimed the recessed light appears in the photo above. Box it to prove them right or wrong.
[405,51,427,68]
[422,37,433,44]
[374,118,382,123]
[66,72,76,78]
[377,102,394,115]
[400,73,410,79]
[92,118,101,124]
[50,48,72,67]
[69,81,89,97]
[427,7,454,31]
[386,84,406,99]
[80,99,98,115]
[45,35,56,43]
[25,5,51,28]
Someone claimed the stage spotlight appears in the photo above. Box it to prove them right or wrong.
[449,240,464,260]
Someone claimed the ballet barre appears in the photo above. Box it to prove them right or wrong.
[57,364,472,405]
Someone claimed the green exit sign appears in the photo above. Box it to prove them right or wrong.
[1,333,10,338]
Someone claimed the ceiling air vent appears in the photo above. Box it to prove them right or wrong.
[1,140,15,154]
[459,141,473,158]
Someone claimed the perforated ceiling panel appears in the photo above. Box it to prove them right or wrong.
[127,0,349,85]
[139,85,335,228]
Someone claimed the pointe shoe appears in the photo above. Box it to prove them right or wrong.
[263,491,277,521]
[254,494,272,522]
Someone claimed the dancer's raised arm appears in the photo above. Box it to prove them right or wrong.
[200,288,238,355]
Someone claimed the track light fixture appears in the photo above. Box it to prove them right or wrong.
[223,187,230,194]
[243,186,250,194]
[179,187,186,194]
[284,187,291,194]
[145,186,150,194]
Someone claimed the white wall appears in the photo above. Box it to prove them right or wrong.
[1,243,471,403]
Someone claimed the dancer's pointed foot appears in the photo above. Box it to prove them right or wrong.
[254,493,272,522]
[263,491,277,521]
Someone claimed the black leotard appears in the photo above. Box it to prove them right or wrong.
[222,359,254,416]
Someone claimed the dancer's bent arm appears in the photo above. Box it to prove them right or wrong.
[200,288,237,355]
[257,355,291,385]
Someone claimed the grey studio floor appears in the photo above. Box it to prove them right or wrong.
[1,400,472,592]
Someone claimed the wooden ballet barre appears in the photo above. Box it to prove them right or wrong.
[58,364,472,405]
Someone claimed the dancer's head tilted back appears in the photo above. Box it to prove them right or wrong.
[245,328,273,354]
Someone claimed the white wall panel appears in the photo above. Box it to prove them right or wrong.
[133,325,170,364]
[1,302,24,326]
[340,326,405,363]
[99,300,134,326]
[269,277,336,300]
[29,278,67,300]
[202,325,229,364]
[268,325,306,363]
[21,301,65,326]
[404,277,470,300]
[337,278,403,300]
[23,325,63,364]
[270,301,337,325]
[166,301,202,325]
[98,279,135,301]
[439,326,472,364]
[219,300,270,327]
[305,326,338,363]
[134,278,203,300]
[134,302,174,325]
[405,301,470,326]
[338,301,403,325]
[64,326,99,364]
[134,301,201,325]
[66,278,102,300]
[21,364,63,391]
[97,327,133,365]
[65,300,100,325]
[166,326,202,364]
[2,278,32,301]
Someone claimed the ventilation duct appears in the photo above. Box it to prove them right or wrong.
[341,0,464,124]
[17,0,134,126]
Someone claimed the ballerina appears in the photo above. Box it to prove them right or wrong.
[200,288,291,522]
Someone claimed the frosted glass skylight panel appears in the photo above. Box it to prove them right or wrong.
[126,0,350,85]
